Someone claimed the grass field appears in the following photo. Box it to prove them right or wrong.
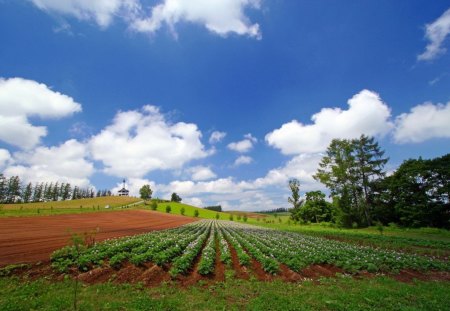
[153,201,233,220]
[0,197,142,217]
[1,276,449,311]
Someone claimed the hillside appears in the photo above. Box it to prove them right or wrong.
[0,197,142,217]
[154,201,232,219]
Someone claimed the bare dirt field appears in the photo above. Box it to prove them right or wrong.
[0,210,195,266]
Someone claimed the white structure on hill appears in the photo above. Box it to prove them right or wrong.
[118,179,129,196]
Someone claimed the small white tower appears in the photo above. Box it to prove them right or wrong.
[118,179,129,196]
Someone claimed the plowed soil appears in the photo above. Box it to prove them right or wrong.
[0,210,195,266]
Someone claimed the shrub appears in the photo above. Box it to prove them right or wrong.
[180,207,185,216]
[229,214,234,221]
[237,215,241,221]
[215,213,220,219]
[165,205,171,213]
[243,215,248,222]
[150,201,157,211]
[194,209,199,217]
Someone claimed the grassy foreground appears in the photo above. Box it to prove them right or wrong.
[1,275,449,311]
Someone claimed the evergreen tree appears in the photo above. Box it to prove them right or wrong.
[32,183,43,202]
[52,182,59,201]
[314,136,388,227]
[22,182,33,203]
[62,183,72,200]
[7,176,21,203]
[0,174,6,203]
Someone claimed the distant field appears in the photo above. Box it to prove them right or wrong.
[154,202,233,219]
[0,197,142,217]
[252,221,450,257]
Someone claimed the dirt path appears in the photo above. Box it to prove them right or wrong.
[0,210,195,266]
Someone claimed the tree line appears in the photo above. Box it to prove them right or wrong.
[289,135,449,229]
[0,174,110,204]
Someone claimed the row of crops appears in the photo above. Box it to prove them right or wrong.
[51,220,450,277]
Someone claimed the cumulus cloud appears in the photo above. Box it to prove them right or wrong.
[233,155,252,166]
[29,0,139,28]
[266,90,393,155]
[188,166,217,181]
[0,149,12,170]
[30,0,262,38]
[228,133,257,153]
[418,8,450,61]
[0,77,82,149]
[156,152,323,211]
[4,139,93,187]
[89,105,210,178]
[209,131,226,144]
[131,0,261,38]
[394,102,450,143]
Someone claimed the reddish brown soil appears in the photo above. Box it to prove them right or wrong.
[228,241,249,280]
[0,210,195,266]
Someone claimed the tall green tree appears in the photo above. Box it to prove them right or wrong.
[139,184,153,200]
[22,182,33,203]
[7,176,21,203]
[0,174,6,203]
[171,192,182,203]
[288,178,303,220]
[352,135,389,226]
[314,136,388,227]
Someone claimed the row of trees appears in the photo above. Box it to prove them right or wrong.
[0,174,101,204]
[139,184,182,203]
[289,135,449,228]
[204,205,222,212]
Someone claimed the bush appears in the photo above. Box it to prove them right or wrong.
[150,201,157,210]
[229,214,234,221]
[194,209,199,217]
[215,213,220,219]
[243,215,248,222]
[165,205,171,213]
[180,207,185,216]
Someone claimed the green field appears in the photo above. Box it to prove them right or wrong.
[1,276,449,311]
[1,203,449,310]
[0,197,142,217]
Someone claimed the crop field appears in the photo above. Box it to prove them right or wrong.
[49,220,450,285]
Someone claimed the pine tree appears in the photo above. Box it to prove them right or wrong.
[0,174,6,203]
[23,182,33,203]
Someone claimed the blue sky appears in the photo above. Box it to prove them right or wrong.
[0,0,449,210]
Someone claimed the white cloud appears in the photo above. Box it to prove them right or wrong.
[157,152,323,211]
[29,0,139,28]
[233,155,252,166]
[30,0,262,39]
[131,0,261,38]
[394,102,450,143]
[0,77,82,149]
[418,8,450,61]
[266,90,393,155]
[4,139,93,187]
[89,105,210,178]
[0,149,12,170]
[188,166,217,181]
[209,131,226,144]
[184,197,203,207]
[228,133,257,153]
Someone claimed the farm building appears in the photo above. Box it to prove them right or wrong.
[118,179,129,196]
